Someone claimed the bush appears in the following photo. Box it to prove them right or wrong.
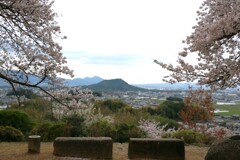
[156,100,184,119]
[94,99,128,113]
[11,98,53,122]
[172,130,204,144]
[31,122,71,141]
[152,116,178,129]
[62,113,88,137]
[111,123,145,143]
[0,126,24,142]
[88,120,113,137]
[201,134,216,146]
[164,129,215,146]
[0,110,34,134]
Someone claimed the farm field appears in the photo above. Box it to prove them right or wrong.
[214,104,240,116]
[0,142,208,160]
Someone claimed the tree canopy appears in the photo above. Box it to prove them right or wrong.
[0,0,73,96]
[155,0,240,89]
[180,89,214,129]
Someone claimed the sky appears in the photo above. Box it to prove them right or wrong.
[53,0,202,84]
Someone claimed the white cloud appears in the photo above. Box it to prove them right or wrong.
[54,0,202,84]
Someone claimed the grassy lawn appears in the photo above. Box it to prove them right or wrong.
[0,142,208,160]
[214,104,240,116]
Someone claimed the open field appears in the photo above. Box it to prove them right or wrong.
[0,142,208,160]
[215,104,240,116]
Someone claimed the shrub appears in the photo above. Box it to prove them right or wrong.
[11,98,52,122]
[152,116,178,129]
[94,99,128,113]
[88,120,113,137]
[62,113,88,137]
[157,100,184,119]
[128,126,146,139]
[201,134,216,146]
[0,110,34,134]
[0,126,24,142]
[31,121,71,141]
[172,129,204,144]
[111,123,145,143]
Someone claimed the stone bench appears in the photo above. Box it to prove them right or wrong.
[128,138,185,160]
[53,137,113,159]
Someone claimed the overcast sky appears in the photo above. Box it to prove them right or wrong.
[53,0,202,84]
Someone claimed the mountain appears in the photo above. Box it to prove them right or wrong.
[64,76,104,86]
[83,78,149,92]
[0,75,50,87]
[0,75,104,87]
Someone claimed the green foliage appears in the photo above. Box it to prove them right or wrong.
[111,123,145,143]
[31,121,71,141]
[7,89,37,99]
[93,91,102,97]
[0,110,34,134]
[144,99,184,120]
[94,99,128,112]
[156,100,184,119]
[88,120,113,137]
[172,129,216,146]
[0,126,24,142]
[11,98,53,122]
[144,107,157,115]
[200,134,216,146]
[114,109,147,125]
[172,130,204,144]
[166,96,183,102]
[62,113,88,137]
[152,116,178,129]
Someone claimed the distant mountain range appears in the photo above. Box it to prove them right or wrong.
[0,75,104,87]
[0,75,199,91]
[64,76,104,86]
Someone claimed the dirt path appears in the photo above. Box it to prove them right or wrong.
[0,142,208,160]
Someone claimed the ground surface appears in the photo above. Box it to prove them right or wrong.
[0,142,208,160]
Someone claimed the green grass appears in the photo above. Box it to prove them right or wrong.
[214,104,240,116]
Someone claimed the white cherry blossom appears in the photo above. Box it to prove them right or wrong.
[0,0,73,104]
[155,0,240,89]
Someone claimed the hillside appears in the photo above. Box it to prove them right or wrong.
[83,78,148,92]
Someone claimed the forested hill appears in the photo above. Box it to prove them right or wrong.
[82,78,149,92]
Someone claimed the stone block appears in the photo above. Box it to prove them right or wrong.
[28,135,41,153]
[128,138,185,160]
[53,137,113,159]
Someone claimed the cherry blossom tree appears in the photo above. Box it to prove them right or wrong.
[0,0,73,103]
[138,119,176,138]
[155,0,240,89]
[50,87,94,110]
[49,87,114,124]
[206,126,233,140]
